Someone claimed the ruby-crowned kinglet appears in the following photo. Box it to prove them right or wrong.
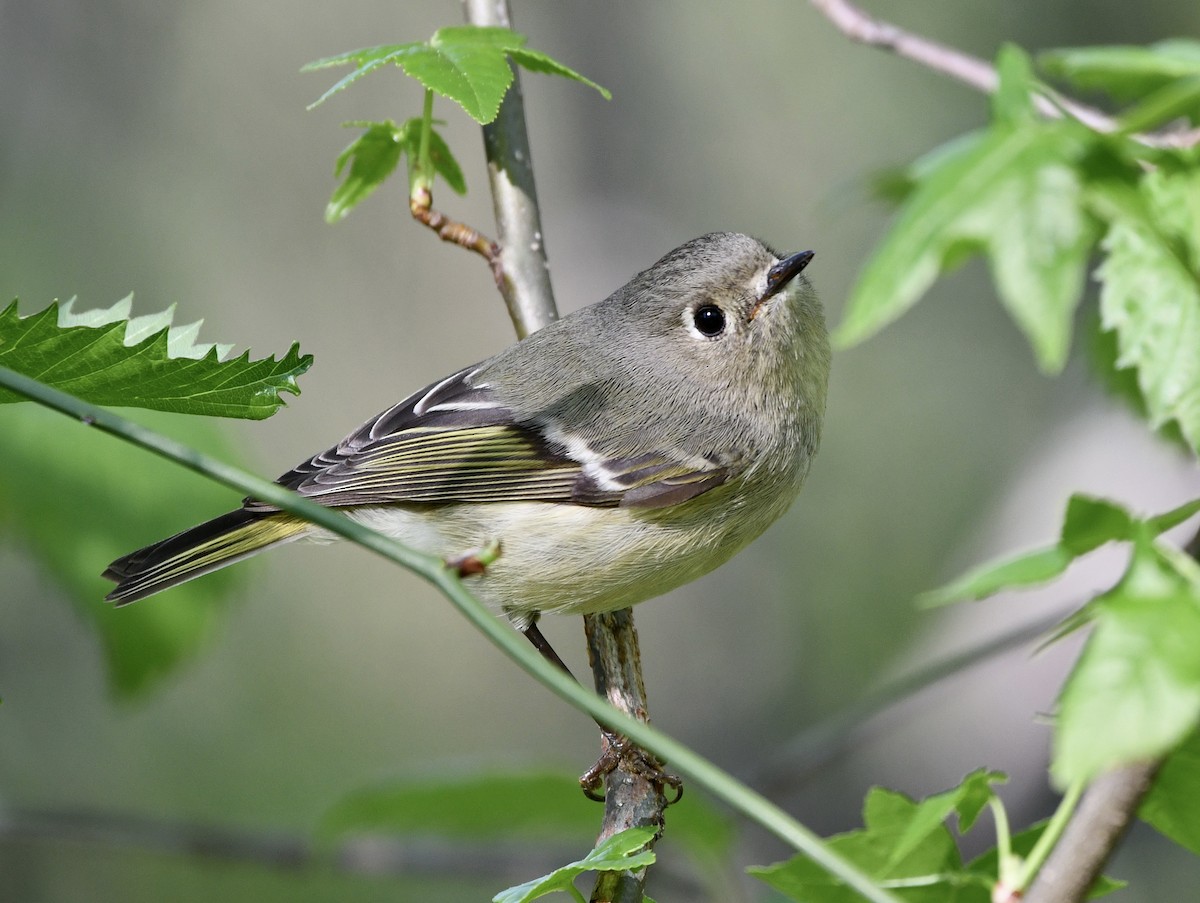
[103,232,829,627]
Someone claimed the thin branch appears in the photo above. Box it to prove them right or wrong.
[459,3,664,901]
[807,0,1200,149]
[1022,762,1160,903]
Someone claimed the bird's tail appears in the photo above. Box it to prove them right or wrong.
[103,510,309,605]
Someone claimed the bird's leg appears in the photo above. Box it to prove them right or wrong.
[521,619,682,804]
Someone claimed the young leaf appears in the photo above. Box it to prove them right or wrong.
[493,827,656,903]
[1095,169,1200,453]
[919,546,1072,608]
[326,119,465,223]
[1054,539,1200,786]
[1139,726,1200,855]
[1040,40,1200,102]
[1117,75,1200,134]
[1059,495,1136,555]
[749,787,990,903]
[0,404,244,696]
[0,299,311,419]
[305,26,608,124]
[835,116,1096,372]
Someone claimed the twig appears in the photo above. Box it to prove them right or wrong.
[460,3,663,901]
[462,0,557,338]
[807,0,1200,149]
[1022,762,1160,903]
[409,184,502,285]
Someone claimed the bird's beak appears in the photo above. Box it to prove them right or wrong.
[751,250,814,319]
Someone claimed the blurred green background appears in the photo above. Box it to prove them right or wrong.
[2,1,1199,900]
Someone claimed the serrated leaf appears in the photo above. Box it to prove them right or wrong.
[0,299,311,419]
[306,26,607,124]
[1054,539,1200,786]
[750,787,989,903]
[1096,169,1200,453]
[1140,726,1200,855]
[326,119,465,222]
[327,120,411,222]
[493,827,656,903]
[1040,40,1200,102]
[1059,495,1136,555]
[885,770,1006,871]
[836,118,1096,372]
[0,404,244,696]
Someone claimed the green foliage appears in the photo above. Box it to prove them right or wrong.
[839,44,1200,455]
[1055,539,1200,785]
[965,822,1125,898]
[1141,727,1200,855]
[1040,40,1200,106]
[0,404,243,695]
[304,26,608,124]
[326,119,465,222]
[493,827,656,903]
[922,492,1200,786]
[0,298,311,419]
[749,781,997,903]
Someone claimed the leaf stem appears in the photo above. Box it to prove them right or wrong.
[414,87,435,197]
[988,794,1014,882]
[1016,779,1085,891]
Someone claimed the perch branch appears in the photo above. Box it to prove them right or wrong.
[461,2,663,901]
[807,0,1200,149]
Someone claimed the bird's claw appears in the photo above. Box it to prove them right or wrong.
[579,731,683,804]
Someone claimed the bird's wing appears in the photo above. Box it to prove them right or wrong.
[244,365,734,511]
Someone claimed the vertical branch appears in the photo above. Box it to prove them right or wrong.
[461,0,557,338]
[460,2,664,899]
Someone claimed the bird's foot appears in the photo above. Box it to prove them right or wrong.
[579,730,683,804]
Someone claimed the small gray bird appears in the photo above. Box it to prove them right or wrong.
[104,232,830,632]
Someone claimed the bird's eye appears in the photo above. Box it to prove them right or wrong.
[692,304,726,337]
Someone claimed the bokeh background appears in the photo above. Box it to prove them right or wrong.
[3,1,1200,900]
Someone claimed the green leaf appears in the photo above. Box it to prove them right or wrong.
[836,118,1096,372]
[1147,497,1200,536]
[1040,40,1200,102]
[493,827,656,903]
[1054,539,1200,785]
[1059,495,1136,555]
[919,546,1073,608]
[325,119,465,223]
[750,787,990,903]
[991,44,1038,125]
[0,299,311,419]
[1140,726,1200,855]
[1095,169,1200,453]
[305,26,608,124]
[885,770,1006,870]
[0,404,244,696]
[1117,75,1200,133]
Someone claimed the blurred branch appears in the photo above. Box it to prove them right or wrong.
[752,608,1074,794]
[460,3,661,901]
[807,0,1200,149]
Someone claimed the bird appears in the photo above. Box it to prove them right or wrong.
[103,232,830,640]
